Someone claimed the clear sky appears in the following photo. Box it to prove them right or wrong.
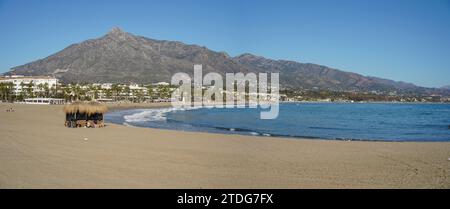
[0,0,449,87]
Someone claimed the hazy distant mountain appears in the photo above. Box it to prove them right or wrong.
[4,27,448,95]
[441,85,450,90]
[233,53,420,92]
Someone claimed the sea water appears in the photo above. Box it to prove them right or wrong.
[105,103,450,141]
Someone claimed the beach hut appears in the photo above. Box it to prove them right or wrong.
[63,101,108,128]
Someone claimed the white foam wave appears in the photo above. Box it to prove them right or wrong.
[122,122,136,127]
[123,106,202,123]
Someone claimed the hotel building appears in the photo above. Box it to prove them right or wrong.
[0,75,59,95]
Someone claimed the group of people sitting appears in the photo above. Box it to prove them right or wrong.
[65,120,105,128]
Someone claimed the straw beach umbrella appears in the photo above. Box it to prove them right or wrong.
[63,101,108,128]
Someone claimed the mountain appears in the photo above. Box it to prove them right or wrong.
[232,53,419,92]
[441,85,450,90]
[6,27,248,84]
[4,27,448,95]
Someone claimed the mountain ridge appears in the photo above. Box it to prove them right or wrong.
[440,85,450,89]
[4,27,448,95]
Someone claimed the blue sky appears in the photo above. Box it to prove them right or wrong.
[0,0,449,87]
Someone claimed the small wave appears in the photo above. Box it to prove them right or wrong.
[309,126,356,131]
[212,126,272,137]
[213,126,256,133]
[123,106,202,123]
[122,122,136,127]
[124,109,170,122]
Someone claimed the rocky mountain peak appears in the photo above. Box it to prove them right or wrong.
[106,27,132,40]
[234,53,267,61]
[109,27,124,34]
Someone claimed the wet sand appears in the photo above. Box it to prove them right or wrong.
[0,103,449,188]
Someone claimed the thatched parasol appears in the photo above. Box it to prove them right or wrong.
[63,101,108,115]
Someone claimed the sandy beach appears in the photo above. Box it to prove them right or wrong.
[0,103,449,188]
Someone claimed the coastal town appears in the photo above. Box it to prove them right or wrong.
[1,75,449,104]
[0,75,173,104]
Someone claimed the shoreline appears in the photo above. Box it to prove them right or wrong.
[1,103,449,188]
[106,102,173,111]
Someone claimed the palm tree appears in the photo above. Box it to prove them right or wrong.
[131,89,143,103]
[63,85,72,101]
[111,84,122,101]
[124,86,131,101]
[138,89,145,102]
[26,81,35,98]
[0,82,15,102]
[37,83,44,97]
[93,85,101,100]
[18,82,26,99]
[50,85,57,98]
[87,84,95,100]
[71,85,82,101]
[6,82,15,102]
[43,83,50,98]
[0,83,6,101]
[146,85,154,98]
[104,88,112,99]
[79,86,87,101]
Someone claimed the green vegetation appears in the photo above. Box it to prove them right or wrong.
[1,81,448,103]
[280,88,448,103]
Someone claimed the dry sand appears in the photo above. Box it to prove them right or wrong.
[0,103,449,188]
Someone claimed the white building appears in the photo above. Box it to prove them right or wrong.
[24,98,65,105]
[100,83,113,90]
[0,75,59,95]
[129,83,143,90]
[152,81,170,86]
